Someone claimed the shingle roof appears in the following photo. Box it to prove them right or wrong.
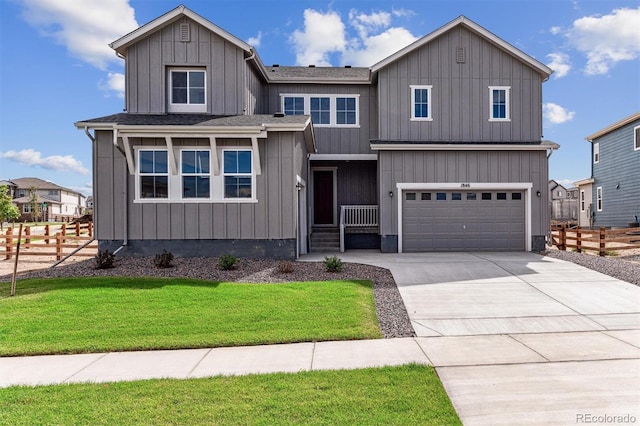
[76,113,311,127]
[264,66,371,82]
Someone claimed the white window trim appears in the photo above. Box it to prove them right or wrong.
[596,186,603,211]
[134,146,258,203]
[410,85,433,121]
[222,149,256,200]
[167,68,207,113]
[593,142,600,164]
[180,149,211,200]
[634,125,640,151]
[280,94,360,127]
[488,86,510,121]
[580,190,585,212]
[136,149,170,200]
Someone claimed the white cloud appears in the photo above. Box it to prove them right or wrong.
[549,26,562,35]
[0,149,89,175]
[70,182,93,196]
[543,103,576,124]
[289,8,418,67]
[98,72,125,98]
[567,7,640,75]
[546,52,571,78]
[21,0,138,70]
[290,9,346,66]
[247,31,262,48]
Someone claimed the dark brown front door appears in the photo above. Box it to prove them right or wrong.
[313,170,334,225]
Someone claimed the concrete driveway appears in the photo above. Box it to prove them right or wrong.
[307,251,640,426]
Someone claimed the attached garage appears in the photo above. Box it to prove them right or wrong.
[398,184,531,252]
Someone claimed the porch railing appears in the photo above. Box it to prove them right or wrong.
[339,205,379,252]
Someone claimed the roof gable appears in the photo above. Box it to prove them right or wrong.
[110,4,252,57]
[371,15,552,78]
[585,112,640,141]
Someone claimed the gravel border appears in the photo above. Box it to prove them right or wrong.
[0,257,416,339]
[542,250,640,286]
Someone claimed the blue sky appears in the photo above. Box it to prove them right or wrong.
[1,0,638,196]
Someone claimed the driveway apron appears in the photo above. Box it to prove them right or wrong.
[314,251,640,426]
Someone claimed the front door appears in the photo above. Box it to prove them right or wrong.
[313,169,335,225]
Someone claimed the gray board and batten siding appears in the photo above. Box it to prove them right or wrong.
[378,150,549,252]
[93,129,308,258]
[377,25,545,143]
[125,16,256,115]
[591,117,640,228]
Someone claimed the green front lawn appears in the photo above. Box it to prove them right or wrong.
[0,277,381,356]
[0,364,461,425]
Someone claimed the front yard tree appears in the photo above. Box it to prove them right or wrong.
[28,187,43,224]
[0,185,20,231]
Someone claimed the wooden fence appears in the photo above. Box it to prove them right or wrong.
[551,224,640,256]
[1,222,97,261]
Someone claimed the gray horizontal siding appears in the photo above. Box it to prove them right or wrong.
[378,26,544,142]
[592,119,640,227]
[378,150,548,236]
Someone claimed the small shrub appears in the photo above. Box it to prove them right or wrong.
[217,254,238,271]
[323,255,344,273]
[154,249,174,268]
[95,250,115,269]
[276,261,294,274]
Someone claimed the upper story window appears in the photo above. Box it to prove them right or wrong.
[223,150,253,199]
[410,85,432,121]
[634,125,640,151]
[280,94,359,127]
[310,97,331,124]
[596,186,603,211]
[17,190,25,198]
[580,190,585,212]
[284,96,305,115]
[593,142,600,164]
[168,69,206,113]
[489,86,510,121]
[181,150,210,199]
[138,150,169,199]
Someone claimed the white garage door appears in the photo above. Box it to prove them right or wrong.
[402,190,525,251]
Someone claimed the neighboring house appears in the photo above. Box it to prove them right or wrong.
[585,112,640,228]
[75,5,556,258]
[548,180,578,222]
[574,177,594,228]
[86,196,94,211]
[0,177,87,222]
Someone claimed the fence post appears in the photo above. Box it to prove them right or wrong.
[5,227,13,260]
[576,227,582,253]
[75,221,81,236]
[88,221,93,238]
[44,224,50,244]
[56,233,62,260]
[599,227,606,257]
[61,223,67,243]
[559,224,566,251]
[24,226,31,248]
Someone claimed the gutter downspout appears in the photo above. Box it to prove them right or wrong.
[243,49,256,115]
[112,128,128,255]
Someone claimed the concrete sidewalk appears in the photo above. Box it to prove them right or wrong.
[2,252,639,425]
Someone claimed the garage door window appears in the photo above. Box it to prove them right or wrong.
[497,192,507,200]
[421,192,431,200]
[436,192,447,200]
[467,193,477,200]
[406,192,416,200]
[512,193,522,200]
[452,192,462,200]
[481,192,492,200]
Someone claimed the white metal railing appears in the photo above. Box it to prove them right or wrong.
[340,205,379,252]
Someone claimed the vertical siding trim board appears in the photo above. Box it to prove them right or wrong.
[395,182,533,252]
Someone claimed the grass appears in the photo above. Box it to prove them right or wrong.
[0,277,381,356]
[0,364,461,425]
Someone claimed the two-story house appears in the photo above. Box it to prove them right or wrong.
[581,112,640,228]
[75,5,556,258]
[548,179,578,222]
[0,177,87,222]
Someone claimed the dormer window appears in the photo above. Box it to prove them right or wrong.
[168,69,206,113]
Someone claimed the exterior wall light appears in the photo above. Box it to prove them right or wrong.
[389,191,394,197]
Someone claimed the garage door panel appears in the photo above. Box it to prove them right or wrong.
[403,190,525,252]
